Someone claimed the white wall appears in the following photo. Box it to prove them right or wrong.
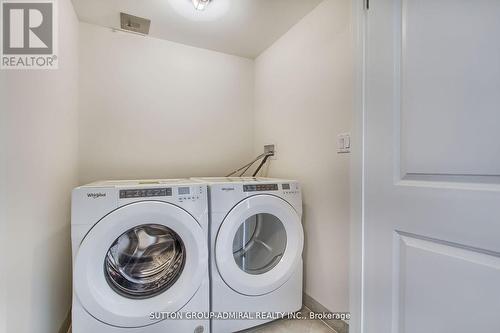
[0,0,79,332]
[254,0,353,312]
[78,23,255,184]
[0,55,7,333]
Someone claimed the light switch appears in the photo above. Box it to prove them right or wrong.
[338,137,345,149]
[337,133,351,153]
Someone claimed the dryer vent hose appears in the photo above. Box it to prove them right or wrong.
[225,152,274,177]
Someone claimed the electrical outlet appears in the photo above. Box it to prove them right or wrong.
[264,144,276,159]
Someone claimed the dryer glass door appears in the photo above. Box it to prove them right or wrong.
[216,195,303,296]
[232,213,287,275]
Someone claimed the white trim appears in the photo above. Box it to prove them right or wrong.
[349,0,367,332]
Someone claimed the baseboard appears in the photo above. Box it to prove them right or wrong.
[303,293,349,333]
[62,297,346,333]
[58,308,71,333]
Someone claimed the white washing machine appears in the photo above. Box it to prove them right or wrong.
[192,177,304,333]
[71,179,210,333]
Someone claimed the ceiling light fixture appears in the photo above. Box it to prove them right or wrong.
[192,0,211,11]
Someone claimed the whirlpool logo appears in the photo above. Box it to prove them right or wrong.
[1,0,58,69]
[87,192,106,199]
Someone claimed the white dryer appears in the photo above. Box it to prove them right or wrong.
[71,179,209,333]
[192,177,304,333]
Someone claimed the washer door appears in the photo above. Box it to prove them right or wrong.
[74,201,207,328]
[215,195,303,296]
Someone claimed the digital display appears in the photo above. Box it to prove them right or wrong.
[120,188,172,199]
[282,184,291,190]
[178,187,190,195]
[243,184,279,192]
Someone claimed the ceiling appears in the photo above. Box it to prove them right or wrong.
[71,0,324,58]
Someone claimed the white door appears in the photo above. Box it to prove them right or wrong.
[363,0,500,332]
[74,201,207,328]
[215,195,303,296]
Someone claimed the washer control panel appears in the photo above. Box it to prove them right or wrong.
[119,188,172,199]
[118,185,204,203]
[177,186,203,202]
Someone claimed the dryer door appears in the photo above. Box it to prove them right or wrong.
[215,195,303,296]
[74,201,207,328]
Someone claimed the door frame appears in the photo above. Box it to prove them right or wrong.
[349,0,367,332]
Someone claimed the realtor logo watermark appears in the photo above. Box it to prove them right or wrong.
[1,0,57,69]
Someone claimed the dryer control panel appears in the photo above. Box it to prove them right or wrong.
[282,183,300,195]
[242,183,299,195]
[243,184,278,192]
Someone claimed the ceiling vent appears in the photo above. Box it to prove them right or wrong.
[120,12,151,35]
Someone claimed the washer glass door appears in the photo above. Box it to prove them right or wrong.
[105,224,185,298]
[74,201,208,328]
